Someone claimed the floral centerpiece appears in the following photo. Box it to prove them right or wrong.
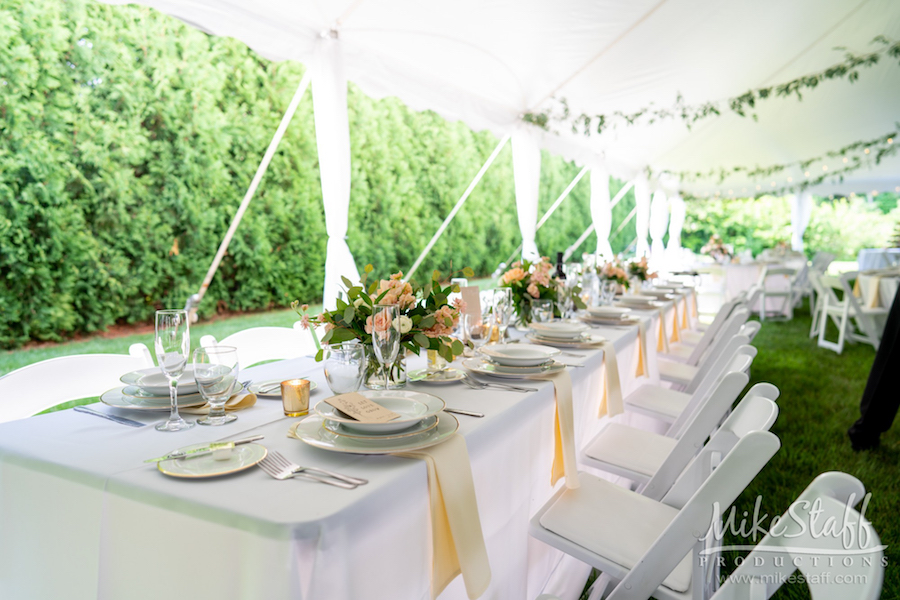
[598,259,630,291]
[499,256,585,323]
[294,265,471,388]
[627,256,657,284]
[701,234,733,264]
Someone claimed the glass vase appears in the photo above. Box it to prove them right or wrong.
[365,346,407,389]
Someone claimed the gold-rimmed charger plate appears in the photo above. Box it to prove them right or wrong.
[462,357,566,379]
[157,443,267,478]
[322,415,439,440]
[101,386,208,410]
[291,412,459,454]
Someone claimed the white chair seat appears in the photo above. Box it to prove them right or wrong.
[658,360,698,387]
[583,423,677,478]
[624,384,691,419]
[538,473,693,593]
[680,330,703,345]
[658,342,694,363]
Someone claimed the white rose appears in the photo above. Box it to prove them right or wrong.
[396,315,413,334]
[353,297,364,308]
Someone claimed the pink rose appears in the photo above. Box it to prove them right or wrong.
[527,283,540,298]
[365,312,392,335]
[299,314,310,330]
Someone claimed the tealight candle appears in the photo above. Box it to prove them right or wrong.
[280,379,310,417]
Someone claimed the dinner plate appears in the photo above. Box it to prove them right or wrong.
[121,385,203,403]
[291,412,459,455]
[121,367,199,396]
[580,315,642,327]
[587,306,632,318]
[313,390,445,434]
[157,443,267,478]
[101,386,208,410]
[463,357,566,379]
[615,296,660,308]
[408,368,467,384]
[322,415,439,440]
[525,333,608,348]
[529,321,591,339]
[250,379,318,399]
[641,289,676,299]
[477,343,559,366]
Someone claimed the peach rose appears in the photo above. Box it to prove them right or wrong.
[501,267,527,285]
[527,283,540,298]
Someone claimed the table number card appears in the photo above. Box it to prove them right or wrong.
[460,286,481,318]
[324,393,402,423]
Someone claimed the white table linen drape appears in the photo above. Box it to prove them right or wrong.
[634,178,651,257]
[314,37,360,309]
[789,190,813,253]
[666,194,685,257]
[649,189,668,266]
[512,129,541,262]
[590,169,614,260]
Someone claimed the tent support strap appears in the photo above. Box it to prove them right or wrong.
[185,72,312,321]
[406,134,511,280]
[503,166,589,267]
[563,180,634,260]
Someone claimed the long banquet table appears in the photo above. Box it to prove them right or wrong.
[0,297,695,600]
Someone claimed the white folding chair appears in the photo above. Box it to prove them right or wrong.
[680,297,741,346]
[808,269,830,339]
[810,251,835,274]
[738,321,760,342]
[757,266,795,321]
[839,272,888,351]
[659,308,749,389]
[201,326,319,368]
[711,471,883,600]
[584,374,778,502]
[530,427,781,600]
[0,344,154,424]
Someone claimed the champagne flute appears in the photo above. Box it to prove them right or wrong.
[193,346,239,426]
[154,309,194,432]
[372,304,400,390]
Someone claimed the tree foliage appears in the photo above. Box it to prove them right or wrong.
[0,0,597,348]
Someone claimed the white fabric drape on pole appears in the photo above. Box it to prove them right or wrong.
[590,169,613,259]
[790,190,814,252]
[512,129,542,262]
[666,193,686,257]
[634,178,651,257]
[314,36,360,309]
[649,189,668,264]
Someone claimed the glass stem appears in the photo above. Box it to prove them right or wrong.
[384,362,390,390]
[169,380,181,421]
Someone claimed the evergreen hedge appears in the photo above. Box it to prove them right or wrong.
[0,0,632,348]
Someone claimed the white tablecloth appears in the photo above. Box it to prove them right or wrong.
[0,315,663,600]
[857,248,900,271]
[856,272,900,309]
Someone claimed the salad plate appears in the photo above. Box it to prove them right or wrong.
[322,415,439,440]
[290,412,459,454]
[121,366,199,396]
[463,357,566,379]
[477,343,559,367]
[529,321,591,339]
[408,368,467,384]
[525,333,607,348]
[313,390,445,434]
[157,443,267,478]
[101,386,208,410]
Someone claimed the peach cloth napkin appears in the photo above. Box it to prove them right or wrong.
[670,301,681,343]
[656,308,671,353]
[853,275,883,308]
[635,321,649,378]
[530,370,579,490]
[691,288,699,318]
[398,434,491,600]
[596,341,623,418]
[180,390,257,414]
[681,296,689,329]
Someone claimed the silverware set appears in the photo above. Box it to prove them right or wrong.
[462,375,537,393]
[258,450,368,489]
[74,405,146,428]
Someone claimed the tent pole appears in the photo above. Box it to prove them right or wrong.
[562,180,634,260]
[406,134,511,280]
[503,166,588,266]
[184,71,312,321]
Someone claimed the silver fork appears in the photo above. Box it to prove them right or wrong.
[463,375,536,393]
[259,450,367,488]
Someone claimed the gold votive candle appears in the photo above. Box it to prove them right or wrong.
[280,379,310,417]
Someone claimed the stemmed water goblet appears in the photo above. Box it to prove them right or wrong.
[492,288,513,340]
[372,304,401,390]
[154,309,194,432]
[192,346,240,426]
[530,298,554,323]
[600,280,618,305]
[462,313,492,353]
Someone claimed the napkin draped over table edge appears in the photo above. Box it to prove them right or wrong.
[853,275,883,309]
[635,321,648,378]
[656,308,670,353]
[180,391,257,415]
[530,370,580,491]
[596,341,623,419]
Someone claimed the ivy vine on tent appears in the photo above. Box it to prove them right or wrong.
[523,36,900,137]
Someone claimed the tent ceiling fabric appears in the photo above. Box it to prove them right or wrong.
[104,0,900,195]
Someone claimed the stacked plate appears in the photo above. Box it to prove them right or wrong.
[581,306,639,326]
[101,367,208,411]
[292,390,459,454]
[463,342,565,378]
[640,288,676,300]
[615,294,661,309]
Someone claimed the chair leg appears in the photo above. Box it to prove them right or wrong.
[759,292,766,321]
[836,303,850,355]
[809,297,821,338]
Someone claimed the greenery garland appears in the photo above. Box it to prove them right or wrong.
[523,36,900,137]
[665,127,899,199]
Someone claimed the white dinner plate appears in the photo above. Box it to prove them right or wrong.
[580,315,642,327]
[322,415,439,440]
[477,343,559,366]
[408,368,467,384]
[525,333,608,349]
[291,412,459,455]
[641,289,676,299]
[121,385,203,403]
[587,306,632,318]
[250,379,318,399]
[121,367,199,396]
[313,390,445,434]
[463,357,566,379]
[157,443,267,478]
[615,295,661,308]
[101,386,208,410]
[529,321,591,339]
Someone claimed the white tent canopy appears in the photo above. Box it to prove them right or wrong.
[106,0,900,196]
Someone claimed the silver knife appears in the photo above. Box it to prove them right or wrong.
[145,435,265,463]
[74,405,146,428]
[444,408,484,418]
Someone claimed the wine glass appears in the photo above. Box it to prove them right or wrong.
[530,298,554,323]
[154,309,194,432]
[492,288,513,340]
[601,280,618,305]
[371,304,400,390]
[192,346,239,426]
[462,313,492,351]
[324,343,366,394]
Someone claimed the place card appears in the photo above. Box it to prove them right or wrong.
[461,286,481,318]
[324,393,402,423]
